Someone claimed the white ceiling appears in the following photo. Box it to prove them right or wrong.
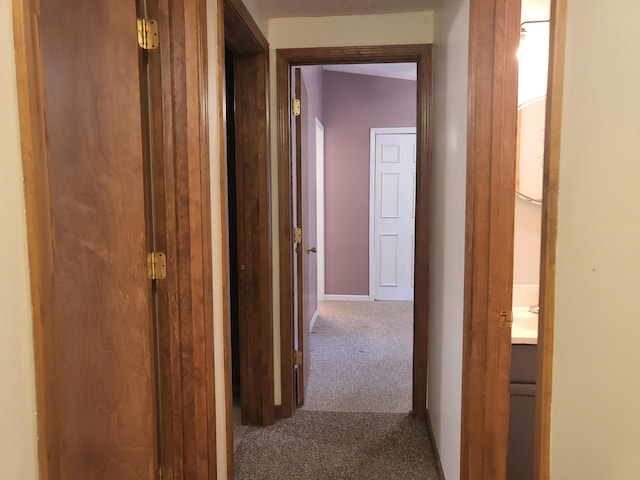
[322,63,417,81]
[248,0,549,24]
[253,0,436,19]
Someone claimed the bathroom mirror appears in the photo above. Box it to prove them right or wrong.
[516,96,546,203]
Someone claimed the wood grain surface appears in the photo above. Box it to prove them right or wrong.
[461,0,521,478]
[17,0,157,477]
[534,1,566,477]
[223,0,273,429]
[233,51,275,426]
[14,0,218,477]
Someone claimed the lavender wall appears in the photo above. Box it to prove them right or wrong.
[300,66,323,323]
[323,71,417,295]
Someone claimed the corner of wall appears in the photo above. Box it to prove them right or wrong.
[238,0,268,38]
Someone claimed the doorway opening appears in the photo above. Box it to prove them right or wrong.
[461,0,561,477]
[276,45,432,422]
[293,64,418,413]
[508,1,551,477]
[222,0,274,436]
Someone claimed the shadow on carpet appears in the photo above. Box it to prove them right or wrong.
[234,411,439,479]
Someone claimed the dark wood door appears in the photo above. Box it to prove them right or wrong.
[292,67,307,406]
[34,0,158,476]
[224,0,274,427]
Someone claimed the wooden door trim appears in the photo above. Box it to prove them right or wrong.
[231,52,274,426]
[276,44,432,419]
[158,1,218,477]
[463,0,561,476]
[213,0,234,475]
[13,0,218,477]
[222,0,274,429]
[534,0,566,477]
[223,0,267,55]
[461,0,521,478]
[12,2,56,476]
[293,67,305,406]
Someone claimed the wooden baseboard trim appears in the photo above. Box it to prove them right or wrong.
[426,409,445,480]
[274,405,282,420]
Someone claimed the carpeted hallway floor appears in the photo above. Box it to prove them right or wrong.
[234,411,438,479]
[234,301,438,479]
[302,300,413,413]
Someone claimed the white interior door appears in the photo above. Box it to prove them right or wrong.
[372,130,416,301]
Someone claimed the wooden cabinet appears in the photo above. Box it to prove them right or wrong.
[508,344,537,480]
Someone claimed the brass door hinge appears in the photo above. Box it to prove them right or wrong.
[500,309,513,327]
[147,252,167,280]
[292,98,301,116]
[294,350,303,366]
[137,18,159,50]
[293,227,302,244]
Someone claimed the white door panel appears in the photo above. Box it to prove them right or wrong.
[381,173,401,218]
[380,233,400,286]
[372,131,416,301]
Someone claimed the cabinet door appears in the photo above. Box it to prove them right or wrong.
[510,344,537,383]
[508,383,536,480]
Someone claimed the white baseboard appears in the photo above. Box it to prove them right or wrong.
[323,294,372,302]
[310,310,319,331]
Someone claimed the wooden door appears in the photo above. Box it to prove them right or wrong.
[372,131,417,301]
[461,0,521,477]
[19,0,159,477]
[292,67,307,406]
[300,74,317,401]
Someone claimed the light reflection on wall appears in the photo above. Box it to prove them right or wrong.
[518,22,550,106]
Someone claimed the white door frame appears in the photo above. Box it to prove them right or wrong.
[369,127,417,301]
[316,118,326,301]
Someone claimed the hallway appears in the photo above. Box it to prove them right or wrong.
[234,301,438,479]
[303,301,413,413]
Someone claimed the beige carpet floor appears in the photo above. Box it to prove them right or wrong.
[302,300,413,413]
[234,411,438,479]
[234,301,439,479]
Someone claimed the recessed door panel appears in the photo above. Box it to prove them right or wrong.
[380,234,400,286]
[381,173,401,218]
[381,144,401,163]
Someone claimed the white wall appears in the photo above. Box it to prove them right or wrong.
[268,12,433,49]
[268,11,434,405]
[239,0,268,37]
[0,4,39,479]
[512,0,550,308]
[429,0,469,478]
[512,197,542,306]
[550,1,640,478]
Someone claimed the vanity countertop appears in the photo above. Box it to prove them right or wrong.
[512,308,538,344]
